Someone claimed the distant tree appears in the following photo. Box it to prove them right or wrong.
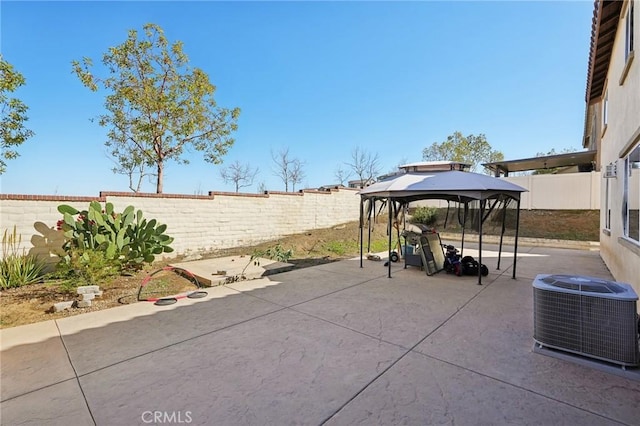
[387,157,409,175]
[257,181,266,194]
[271,147,305,191]
[422,132,503,173]
[346,146,381,187]
[220,160,259,192]
[72,23,240,193]
[194,182,204,196]
[334,165,352,186]
[289,158,305,192]
[108,139,156,192]
[1,55,35,174]
[272,147,292,191]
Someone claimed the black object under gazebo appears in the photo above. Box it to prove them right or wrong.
[357,168,528,285]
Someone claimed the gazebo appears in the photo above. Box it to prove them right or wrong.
[357,162,528,285]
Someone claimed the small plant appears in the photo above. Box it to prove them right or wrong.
[411,206,438,226]
[242,244,294,276]
[54,248,121,290]
[260,244,293,263]
[0,227,45,289]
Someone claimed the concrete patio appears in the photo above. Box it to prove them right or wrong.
[2,243,640,425]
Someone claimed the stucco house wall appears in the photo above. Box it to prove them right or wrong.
[593,0,640,294]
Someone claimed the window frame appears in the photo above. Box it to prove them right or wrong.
[625,1,635,61]
[621,0,635,84]
[623,143,640,244]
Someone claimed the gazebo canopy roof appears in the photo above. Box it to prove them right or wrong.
[358,170,527,202]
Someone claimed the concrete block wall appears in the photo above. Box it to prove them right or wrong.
[0,188,361,262]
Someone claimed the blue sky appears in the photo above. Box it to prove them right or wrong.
[1,0,594,195]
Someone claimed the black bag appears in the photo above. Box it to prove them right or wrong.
[461,256,489,276]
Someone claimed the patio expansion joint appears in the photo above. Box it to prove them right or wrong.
[319,272,502,425]
[224,272,384,311]
[0,377,78,405]
[63,304,290,380]
[53,320,98,425]
[411,351,629,426]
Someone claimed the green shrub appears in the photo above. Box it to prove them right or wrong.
[242,244,294,276]
[57,201,174,270]
[251,244,293,264]
[0,227,45,289]
[410,206,438,225]
[258,244,293,263]
[53,248,121,291]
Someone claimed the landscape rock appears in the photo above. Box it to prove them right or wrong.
[77,300,92,308]
[53,301,75,312]
[77,285,100,295]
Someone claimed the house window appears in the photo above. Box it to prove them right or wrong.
[626,1,635,62]
[624,144,640,242]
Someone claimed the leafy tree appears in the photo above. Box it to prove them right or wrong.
[220,160,259,192]
[271,147,305,191]
[422,132,503,173]
[72,23,240,193]
[346,146,381,187]
[1,56,35,174]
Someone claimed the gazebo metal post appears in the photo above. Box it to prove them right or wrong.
[387,198,393,278]
[497,197,508,270]
[460,201,467,257]
[513,197,521,279]
[367,200,373,253]
[359,196,364,268]
[444,201,450,229]
[478,199,484,285]
[402,202,408,269]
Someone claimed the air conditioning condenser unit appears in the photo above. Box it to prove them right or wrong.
[533,274,640,367]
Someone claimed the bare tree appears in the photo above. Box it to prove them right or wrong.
[272,147,292,191]
[220,160,259,192]
[257,181,266,194]
[386,157,409,176]
[109,140,156,192]
[289,159,305,192]
[334,165,352,186]
[346,146,381,188]
[271,147,305,191]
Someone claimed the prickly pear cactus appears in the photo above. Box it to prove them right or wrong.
[57,202,173,269]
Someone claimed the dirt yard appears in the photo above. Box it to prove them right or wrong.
[0,209,600,329]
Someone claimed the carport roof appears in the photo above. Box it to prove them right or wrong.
[483,150,597,176]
